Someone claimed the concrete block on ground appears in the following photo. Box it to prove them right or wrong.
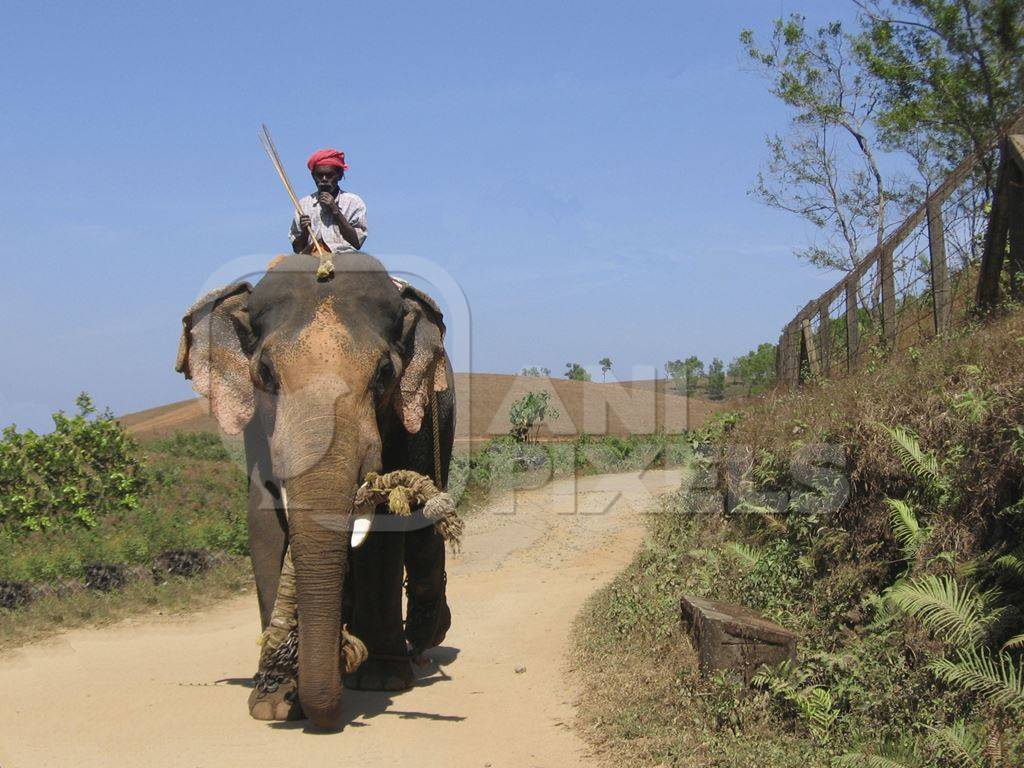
[680,594,798,682]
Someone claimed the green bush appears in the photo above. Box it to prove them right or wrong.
[0,394,145,536]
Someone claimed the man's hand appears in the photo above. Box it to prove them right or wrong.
[299,214,311,231]
[317,191,337,212]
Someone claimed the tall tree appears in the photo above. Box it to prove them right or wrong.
[742,16,902,289]
[731,342,779,396]
[665,356,704,395]
[856,0,1024,188]
[599,357,613,382]
[706,358,726,400]
[565,362,592,382]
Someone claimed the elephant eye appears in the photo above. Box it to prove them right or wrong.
[372,355,396,395]
[252,350,279,394]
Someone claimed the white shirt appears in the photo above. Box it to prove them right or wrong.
[289,190,368,253]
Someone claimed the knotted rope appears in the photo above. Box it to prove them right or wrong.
[258,548,368,685]
[355,470,463,547]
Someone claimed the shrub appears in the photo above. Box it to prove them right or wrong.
[0,394,145,536]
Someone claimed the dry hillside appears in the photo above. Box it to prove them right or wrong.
[119,373,731,440]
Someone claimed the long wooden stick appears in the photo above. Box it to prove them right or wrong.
[258,124,334,277]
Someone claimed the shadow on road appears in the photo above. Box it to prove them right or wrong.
[261,645,464,733]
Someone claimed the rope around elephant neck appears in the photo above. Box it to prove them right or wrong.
[431,389,442,488]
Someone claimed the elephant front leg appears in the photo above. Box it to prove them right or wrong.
[344,525,414,692]
[243,427,300,720]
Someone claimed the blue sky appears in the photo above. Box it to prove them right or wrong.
[0,0,861,432]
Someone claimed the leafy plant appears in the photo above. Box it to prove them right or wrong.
[885,575,999,646]
[881,424,948,494]
[928,719,989,768]
[0,394,145,536]
[930,648,1024,710]
[507,391,560,444]
[885,497,931,561]
[834,744,922,768]
[724,541,765,568]
[564,362,592,382]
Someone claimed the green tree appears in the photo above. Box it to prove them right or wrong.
[856,0,1024,188]
[665,356,704,395]
[741,15,897,284]
[599,357,613,382]
[565,362,592,382]
[521,366,551,377]
[731,342,778,396]
[706,358,726,400]
[507,391,560,443]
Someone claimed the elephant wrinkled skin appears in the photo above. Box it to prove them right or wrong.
[176,252,455,729]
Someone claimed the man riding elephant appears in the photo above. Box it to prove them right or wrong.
[290,148,368,254]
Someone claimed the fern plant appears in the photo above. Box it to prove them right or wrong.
[886,575,1000,646]
[885,497,931,561]
[992,548,1024,581]
[1001,633,1024,652]
[881,424,949,496]
[834,743,923,768]
[927,719,987,768]
[751,662,838,742]
[930,648,1024,710]
[724,541,764,569]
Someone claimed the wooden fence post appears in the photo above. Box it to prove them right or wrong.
[818,305,832,377]
[927,199,951,334]
[845,280,859,371]
[880,243,896,347]
[1007,135,1024,301]
[977,140,1012,312]
[801,317,820,379]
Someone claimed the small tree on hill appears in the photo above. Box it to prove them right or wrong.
[565,362,592,382]
[599,357,613,382]
[706,358,726,400]
[508,391,560,443]
[731,342,778,396]
[665,356,704,395]
[521,366,551,377]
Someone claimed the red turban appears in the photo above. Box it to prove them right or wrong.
[307,148,348,171]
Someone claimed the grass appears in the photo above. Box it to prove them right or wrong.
[0,557,251,652]
[574,307,1024,767]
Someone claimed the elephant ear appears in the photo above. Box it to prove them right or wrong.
[175,282,255,436]
[394,283,449,435]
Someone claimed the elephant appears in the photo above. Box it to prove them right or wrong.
[175,250,455,729]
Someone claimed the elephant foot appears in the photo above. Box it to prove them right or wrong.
[344,655,414,692]
[248,674,303,721]
[405,577,451,655]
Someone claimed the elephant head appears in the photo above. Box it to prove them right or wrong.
[175,252,448,728]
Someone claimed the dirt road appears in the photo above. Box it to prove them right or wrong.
[0,469,679,768]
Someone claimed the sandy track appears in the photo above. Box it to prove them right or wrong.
[0,469,679,768]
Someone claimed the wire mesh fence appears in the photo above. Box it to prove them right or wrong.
[776,110,1024,389]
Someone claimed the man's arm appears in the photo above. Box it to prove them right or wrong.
[290,213,312,253]
[318,191,366,249]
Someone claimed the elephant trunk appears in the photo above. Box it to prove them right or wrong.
[285,459,358,730]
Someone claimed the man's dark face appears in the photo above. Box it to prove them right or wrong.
[312,164,342,193]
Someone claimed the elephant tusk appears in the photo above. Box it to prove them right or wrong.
[350,508,374,548]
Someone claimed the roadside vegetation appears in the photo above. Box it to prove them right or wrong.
[0,388,694,648]
[575,308,1024,767]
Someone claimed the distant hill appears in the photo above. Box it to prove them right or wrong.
[119,373,733,441]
